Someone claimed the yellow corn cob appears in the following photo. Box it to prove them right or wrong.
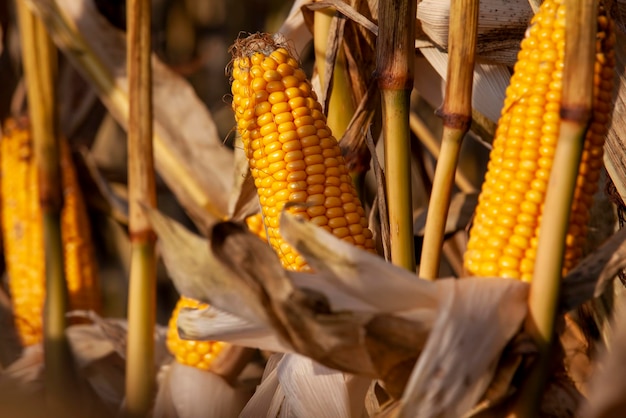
[245,212,268,241]
[1,118,101,346]
[463,0,615,282]
[229,33,375,271]
[166,296,226,370]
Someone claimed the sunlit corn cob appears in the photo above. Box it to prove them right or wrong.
[229,33,375,271]
[1,119,101,346]
[245,213,267,241]
[166,296,226,370]
[464,0,615,282]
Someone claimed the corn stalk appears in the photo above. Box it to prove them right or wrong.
[124,0,157,415]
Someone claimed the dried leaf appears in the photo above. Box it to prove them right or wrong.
[240,354,283,418]
[177,305,292,353]
[413,192,478,237]
[603,31,626,204]
[578,299,626,417]
[398,278,529,418]
[560,228,626,313]
[154,362,250,418]
[227,140,259,222]
[279,210,440,312]
[417,0,531,65]
[276,354,369,418]
[145,207,273,327]
[418,47,510,124]
[29,0,233,228]
[306,0,378,36]
[277,0,313,54]
[0,285,21,368]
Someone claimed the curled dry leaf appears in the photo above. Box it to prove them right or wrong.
[154,362,251,418]
[578,300,626,418]
[144,206,272,327]
[560,227,626,313]
[397,278,529,418]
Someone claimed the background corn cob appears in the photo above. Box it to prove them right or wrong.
[166,296,226,370]
[245,213,267,241]
[463,0,615,282]
[1,118,101,346]
[229,33,375,271]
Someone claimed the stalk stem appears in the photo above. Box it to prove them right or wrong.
[418,0,478,280]
[511,0,597,415]
[124,0,157,415]
[16,1,74,412]
[377,0,417,272]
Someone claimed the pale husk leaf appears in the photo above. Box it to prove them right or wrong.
[417,0,531,65]
[145,207,272,327]
[397,278,529,418]
[154,362,250,418]
[177,305,292,353]
[418,47,510,123]
[227,138,260,222]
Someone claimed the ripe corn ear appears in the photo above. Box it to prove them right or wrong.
[229,33,375,271]
[1,119,101,346]
[463,0,615,282]
[166,296,226,371]
[245,213,267,241]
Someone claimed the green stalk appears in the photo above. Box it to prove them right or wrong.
[16,1,75,412]
[377,0,416,272]
[409,113,476,194]
[124,0,157,415]
[511,0,597,416]
[419,0,479,280]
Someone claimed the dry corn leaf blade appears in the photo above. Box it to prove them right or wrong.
[240,354,283,418]
[413,192,478,237]
[418,47,510,124]
[398,278,529,418]
[279,210,440,313]
[278,0,313,54]
[304,0,378,36]
[603,31,626,203]
[65,323,126,411]
[560,227,626,313]
[154,362,250,418]
[210,221,378,376]
[417,0,531,65]
[145,207,273,327]
[275,354,369,418]
[177,305,292,353]
[29,0,233,226]
[227,139,260,222]
[578,303,626,417]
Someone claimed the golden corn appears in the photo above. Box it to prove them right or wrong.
[464,0,615,282]
[229,33,375,271]
[245,213,267,241]
[1,119,101,346]
[166,296,226,370]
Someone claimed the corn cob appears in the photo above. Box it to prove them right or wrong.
[245,212,267,241]
[166,296,226,370]
[463,0,615,282]
[229,33,375,271]
[1,118,101,346]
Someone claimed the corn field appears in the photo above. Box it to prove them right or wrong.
[1,0,626,416]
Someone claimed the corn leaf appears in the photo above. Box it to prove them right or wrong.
[154,362,250,418]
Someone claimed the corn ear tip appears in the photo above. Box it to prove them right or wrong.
[226,32,296,78]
